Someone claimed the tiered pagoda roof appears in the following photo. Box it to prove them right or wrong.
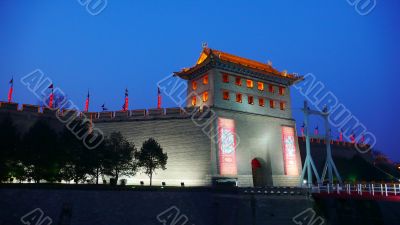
[174,47,302,84]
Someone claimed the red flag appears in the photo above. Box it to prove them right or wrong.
[314,126,319,135]
[339,129,343,142]
[123,88,129,111]
[84,91,90,112]
[8,78,13,103]
[49,93,54,108]
[350,132,355,143]
[48,84,54,108]
[157,87,162,109]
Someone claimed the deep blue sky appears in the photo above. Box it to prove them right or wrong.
[1,1,399,160]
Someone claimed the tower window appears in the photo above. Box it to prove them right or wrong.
[191,96,197,106]
[202,92,209,102]
[259,98,265,107]
[269,100,275,108]
[223,91,230,100]
[257,82,264,91]
[203,91,208,102]
[192,81,197,90]
[268,84,274,93]
[236,93,242,103]
[279,86,285,96]
[235,77,242,86]
[246,79,254,88]
[248,95,254,105]
[203,75,209,85]
[280,102,286,110]
[222,74,229,83]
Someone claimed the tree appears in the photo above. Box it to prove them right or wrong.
[89,138,107,184]
[103,132,137,184]
[21,119,61,183]
[0,115,19,182]
[136,138,167,186]
[59,128,94,184]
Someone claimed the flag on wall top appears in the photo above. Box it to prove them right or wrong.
[339,129,343,142]
[122,88,129,111]
[48,83,54,108]
[8,77,14,103]
[84,90,90,112]
[300,122,305,137]
[101,103,108,111]
[350,131,355,143]
[157,87,162,109]
[314,126,319,135]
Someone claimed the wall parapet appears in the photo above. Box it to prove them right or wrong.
[0,102,210,122]
[0,102,18,111]
[297,136,371,152]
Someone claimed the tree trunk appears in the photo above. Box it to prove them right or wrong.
[96,167,99,185]
[150,173,152,186]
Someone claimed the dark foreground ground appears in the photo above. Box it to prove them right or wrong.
[0,184,399,225]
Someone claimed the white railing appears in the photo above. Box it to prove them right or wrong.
[311,183,400,197]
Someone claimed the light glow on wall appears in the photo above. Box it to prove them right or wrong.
[281,126,299,176]
[218,118,238,176]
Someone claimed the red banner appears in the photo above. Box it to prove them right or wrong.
[8,86,13,103]
[281,126,299,176]
[49,92,54,108]
[124,97,129,111]
[218,118,237,176]
[84,98,90,112]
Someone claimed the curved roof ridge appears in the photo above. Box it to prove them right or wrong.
[175,47,301,81]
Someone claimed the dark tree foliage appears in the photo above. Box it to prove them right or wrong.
[136,138,167,186]
[0,116,141,185]
[103,132,137,183]
[0,115,19,182]
[21,119,61,183]
[59,128,94,184]
[88,138,107,184]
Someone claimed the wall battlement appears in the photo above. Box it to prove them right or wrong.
[0,101,211,122]
[297,136,371,152]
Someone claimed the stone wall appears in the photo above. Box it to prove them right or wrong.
[96,117,213,187]
[0,187,313,225]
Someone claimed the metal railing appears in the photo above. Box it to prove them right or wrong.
[311,183,400,197]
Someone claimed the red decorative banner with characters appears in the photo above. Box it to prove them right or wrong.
[281,126,299,176]
[218,118,238,176]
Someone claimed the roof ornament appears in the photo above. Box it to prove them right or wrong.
[267,60,273,66]
[282,70,288,77]
[202,42,208,49]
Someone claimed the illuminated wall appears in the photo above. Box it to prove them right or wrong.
[281,126,299,176]
[218,118,238,176]
[96,118,213,187]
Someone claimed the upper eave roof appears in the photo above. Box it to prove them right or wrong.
[174,48,302,83]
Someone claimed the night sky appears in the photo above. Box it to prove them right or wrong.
[0,1,399,160]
